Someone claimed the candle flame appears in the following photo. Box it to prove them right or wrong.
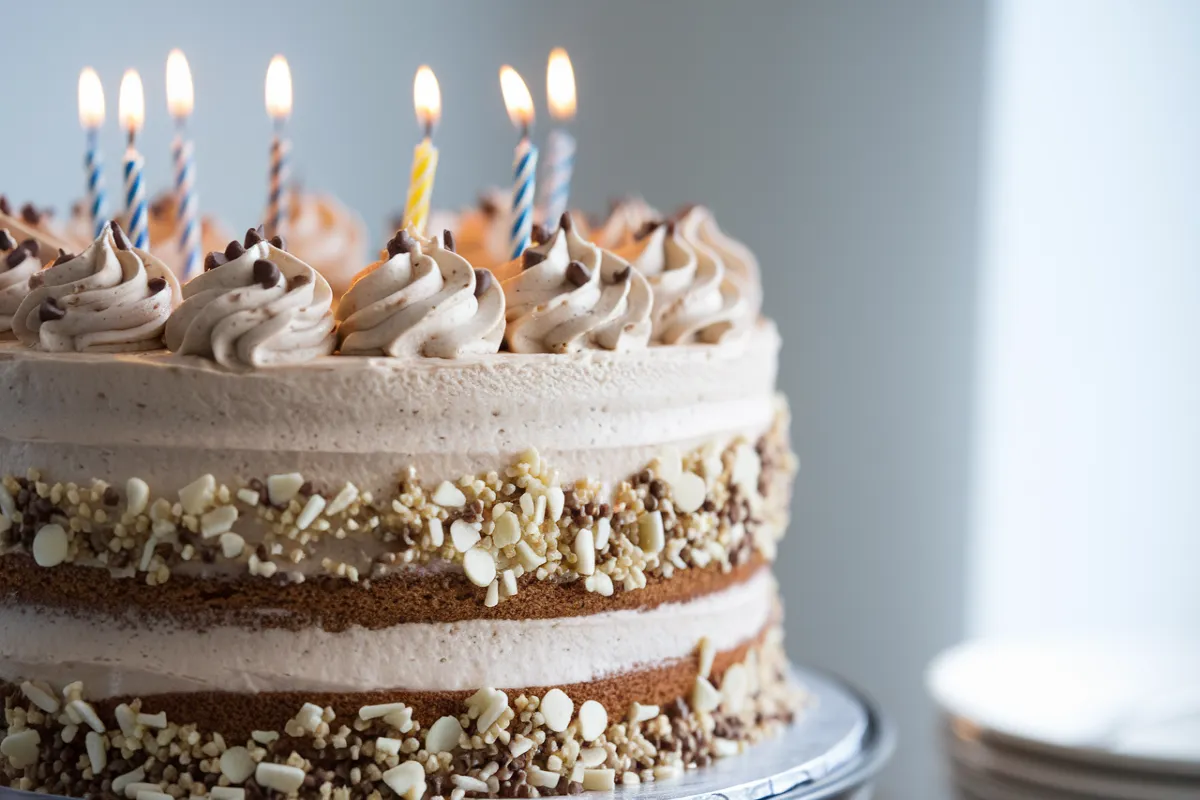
[166,49,194,118]
[499,66,535,131]
[118,69,145,134]
[546,48,576,120]
[413,65,441,132]
[265,55,293,120]
[78,67,105,129]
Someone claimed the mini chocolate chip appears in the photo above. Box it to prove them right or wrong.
[522,249,546,269]
[109,220,132,251]
[52,249,73,266]
[19,238,39,258]
[4,249,26,269]
[634,220,663,241]
[0,230,14,251]
[473,268,493,297]
[442,229,456,252]
[244,225,265,247]
[666,220,677,236]
[530,223,549,246]
[20,204,40,225]
[269,234,286,250]
[479,194,499,216]
[0,196,10,216]
[147,276,167,294]
[289,273,311,289]
[38,298,64,322]
[102,487,119,506]
[565,260,591,287]
[224,240,245,260]
[387,230,416,258]
[559,211,574,232]
[252,258,281,289]
[613,266,632,283]
[204,251,227,271]
[27,273,43,289]
[149,195,172,217]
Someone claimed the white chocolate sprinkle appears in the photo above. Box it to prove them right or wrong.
[425,715,464,754]
[526,766,559,789]
[692,675,721,712]
[577,700,608,742]
[293,702,324,733]
[255,762,306,794]
[111,766,145,797]
[136,711,167,728]
[452,774,489,793]
[381,760,426,798]
[325,482,359,516]
[69,698,104,732]
[85,730,106,772]
[199,505,238,538]
[540,688,573,733]
[296,494,326,530]
[235,488,260,507]
[629,702,659,723]
[547,487,565,521]
[32,524,68,567]
[594,517,611,550]
[492,511,520,547]
[266,473,304,506]
[721,663,749,711]
[450,519,480,552]
[697,637,715,679]
[427,516,444,547]
[125,477,150,516]
[219,532,245,559]
[574,528,595,575]
[464,547,496,587]
[431,481,466,508]
[20,681,59,713]
[639,511,665,554]
[210,789,246,800]
[583,768,616,791]
[178,474,216,515]
[374,737,402,756]
[672,472,707,513]
[0,728,39,768]
[219,746,255,784]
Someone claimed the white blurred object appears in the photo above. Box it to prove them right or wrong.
[929,637,1200,799]
[970,0,1200,638]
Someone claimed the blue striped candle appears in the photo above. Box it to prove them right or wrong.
[509,137,538,261]
[85,129,107,239]
[173,134,200,279]
[123,147,148,250]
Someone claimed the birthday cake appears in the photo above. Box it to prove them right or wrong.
[0,198,799,799]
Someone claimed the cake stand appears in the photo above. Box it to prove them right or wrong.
[0,666,892,800]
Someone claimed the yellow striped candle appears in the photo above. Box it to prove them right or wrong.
[402,66,441,236]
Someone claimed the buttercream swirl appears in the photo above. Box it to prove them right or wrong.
[499,216,652,354]
[594,196,661,249]
[336,230,504,358]
[165,238,336,370]
[0,234,42,335]
[12,224,179,352]
[676,205,763,319]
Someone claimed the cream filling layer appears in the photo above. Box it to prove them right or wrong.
[0,569,776,699]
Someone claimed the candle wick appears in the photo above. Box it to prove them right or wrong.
[126,129,136,148]
[423,120,433,139]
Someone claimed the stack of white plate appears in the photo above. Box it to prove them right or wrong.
[927,637,1200,800]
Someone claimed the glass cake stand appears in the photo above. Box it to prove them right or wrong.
[0,666,892,800]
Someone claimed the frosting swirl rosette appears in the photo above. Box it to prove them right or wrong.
[616,218,753,345]
[165,229,336,370]
[336,229,504,358]
[593,196,661,249]
[12,222,180,352]
[676,205,763,319]
[284,191,368,297]
[0,234,43,335]
[498,213,652,354]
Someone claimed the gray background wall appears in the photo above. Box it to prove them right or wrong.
[1,2,987,797]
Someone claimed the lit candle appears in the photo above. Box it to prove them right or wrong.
[77,67,108,239]
[118,69,149,250]
[401,66,441,237]
[540,48,577,224]
[500,66,537,261]
[166,49,200,279]
[264,55,293,239]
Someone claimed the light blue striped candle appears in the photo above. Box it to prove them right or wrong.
[540,128,575,224]
[173,133,200,279]
[85,129,107,239]
[509,136,538,260]
[123,146,148,250]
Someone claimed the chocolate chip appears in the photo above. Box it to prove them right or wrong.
[522,249,546,269]
[19,239,39,259]
[252,258,281,289]
[386,230,416,258]
[0,196,10,216]
[20,204,40,225]
[38,298,64,322]
[27,273,43,289]
[102,487,119,506]
[559,211,574,232]
[149,195,172,217]
[289,273,311,290]
[442,229,456,253]
[613,266,632,283]
[0,230,14,251]
[204,251,227,271]
[52,249,73,267]
[109,220,132,251]
[479,194,499,216]
[565,260,591,287]
[4,249,26,269]
[473,268,493,297]
[224,240,245,260]
[147,276,167,294]
[634,220,663,241]
[269,234,286,250]
[530,223,549,246]
[244,225,265,247]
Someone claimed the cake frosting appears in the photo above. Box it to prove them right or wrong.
[617,219,755,344]
[499,214,652,354]
[337,229,504,358]
[165,230,336,370]
[0,192,800,800]
[11,222,179,353]
[284,191,368,297]
[593,196,661,249]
